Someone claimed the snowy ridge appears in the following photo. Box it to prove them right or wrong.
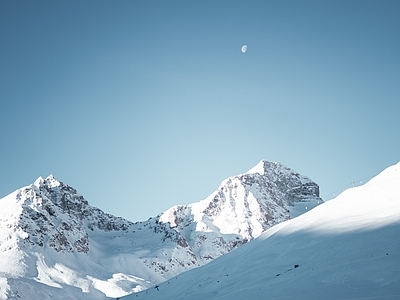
[126,161,400,300]
[0,160,322,299]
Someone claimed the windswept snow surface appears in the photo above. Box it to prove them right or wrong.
[126,162,400,300]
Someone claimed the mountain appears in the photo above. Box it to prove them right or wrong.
[158,160,322,261]
[0,160,322,299]
[124,161,400,300]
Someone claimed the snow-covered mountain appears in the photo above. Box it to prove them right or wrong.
[125,161,400,300]
[158,160,322,261]
[0,160,321,299]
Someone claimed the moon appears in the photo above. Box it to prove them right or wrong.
[241,45,247,53]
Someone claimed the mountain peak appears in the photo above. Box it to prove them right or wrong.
[246,160,280,175]
[246,160,314,187]
[33,174,61,189]
[33,176,44,187]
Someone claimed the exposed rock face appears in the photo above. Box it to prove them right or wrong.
[0,160,322,299]
[14,175,132,254]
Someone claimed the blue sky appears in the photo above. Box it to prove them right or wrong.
[1,1,399,222]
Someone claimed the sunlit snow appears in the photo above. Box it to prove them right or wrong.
[125,162,400,300]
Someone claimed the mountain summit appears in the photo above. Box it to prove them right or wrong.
[159,160,321,255]
[0,160,322,299]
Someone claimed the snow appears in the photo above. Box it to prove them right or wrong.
[0,160,322,299]
[0,278,8,300]
[125,161,400,300]
[2,161,399,299]
[246,160,271,175]
[89,273,148,297]
[33,175,59,189]
[247,160,314,185]
[159,205,181,227]
[34,253,91,292]
[287,198,321,218]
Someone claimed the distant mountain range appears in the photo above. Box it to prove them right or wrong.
[0,160,322,299]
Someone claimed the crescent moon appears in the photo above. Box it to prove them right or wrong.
[241,45,247,53]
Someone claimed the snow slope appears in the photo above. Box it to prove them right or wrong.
[0,160,321,299]
[126,161,400,300]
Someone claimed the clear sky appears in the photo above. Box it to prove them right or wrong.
[1,1,399,222]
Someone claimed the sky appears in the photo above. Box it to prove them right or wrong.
[1,0,399,222]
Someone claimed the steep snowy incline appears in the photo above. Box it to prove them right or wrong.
[0,160,322,299]
[128,161,400,300]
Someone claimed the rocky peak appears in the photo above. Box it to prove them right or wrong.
[159,160,322,258]
[246,160,319,202]
[246,159,277,175]
[31,175,88,216]
[33,174,60,189]
[7,175,134,255]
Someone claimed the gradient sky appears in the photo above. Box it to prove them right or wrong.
[1,1,399,222]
